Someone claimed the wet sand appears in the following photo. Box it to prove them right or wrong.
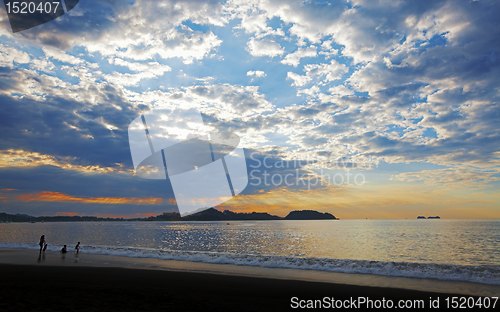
[0,248,497,311]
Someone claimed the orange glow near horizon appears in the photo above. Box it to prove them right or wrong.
[56,212,78,216]
[217,184,500,219]
[17,191,163,205]
[135,213,157,217]
[9,186,499,219]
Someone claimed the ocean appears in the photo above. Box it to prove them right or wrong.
[1,219,499,285]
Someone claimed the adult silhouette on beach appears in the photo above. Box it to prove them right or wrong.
[38,235,45,254]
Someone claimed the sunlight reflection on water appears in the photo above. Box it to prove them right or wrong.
[0,219,499,266]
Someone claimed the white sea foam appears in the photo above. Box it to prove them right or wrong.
[1,242,499,285]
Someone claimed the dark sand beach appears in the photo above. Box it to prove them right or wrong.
[0,248,497,311]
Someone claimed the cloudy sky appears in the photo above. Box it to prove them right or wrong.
[0,0,499,219]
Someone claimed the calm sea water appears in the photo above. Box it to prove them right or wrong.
[1,219,499,284]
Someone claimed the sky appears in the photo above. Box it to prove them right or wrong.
[0,0,499,219]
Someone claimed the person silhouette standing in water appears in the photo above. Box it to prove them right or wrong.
[39,235,46,254]
[75,242,80,254]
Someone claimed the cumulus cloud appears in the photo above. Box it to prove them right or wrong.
[286,71,311,87]
[392,166,500,188]
[0,149,128,174]
[328,85,354,97]
[104,58,172,86]
[304,60,348,83]
[0,0,225,64]
[246,37,285,57]
[0,44,31,67]
[183,83,275,117]
[286,60,347,88]
[281,46,317,67]
[247,70,266,77]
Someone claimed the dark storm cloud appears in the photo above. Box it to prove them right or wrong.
[0,165,177,216]
[0,83,143,168]
[0,166,172,198]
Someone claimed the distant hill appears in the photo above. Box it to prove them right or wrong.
[0,212,127,223]
[1,212,36,222]
[145,208,282,221]
[15,213,33,218]
[222,210,282,220]
[284,210,337,220]
[1,209,337,222]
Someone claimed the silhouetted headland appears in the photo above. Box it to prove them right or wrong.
[284,210,337,220]
[0,209,338,222]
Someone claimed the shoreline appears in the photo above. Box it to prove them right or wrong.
[2,263,479,312]
[1,248,499,298]
[1,245,498,289]
[1,248,499,311]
